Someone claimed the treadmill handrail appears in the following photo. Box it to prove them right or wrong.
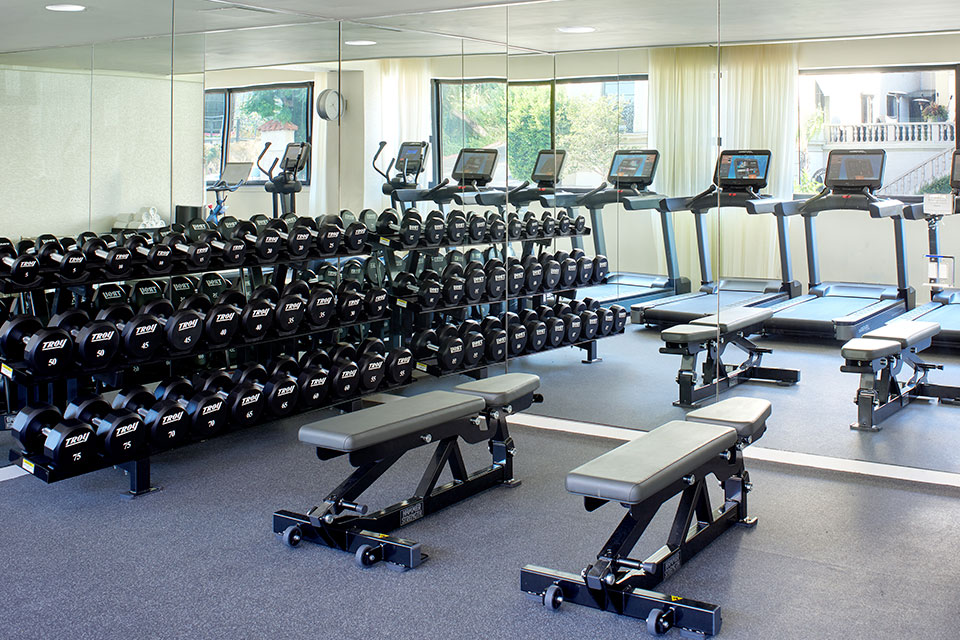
[783,190,902,218]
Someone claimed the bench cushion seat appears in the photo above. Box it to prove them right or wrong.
[863,321,940,348]
[685,397,770,442]
[454,373,541,407]
[565,421,737,504]
[841,337,901,361]
[298,390,485,452]
[691,307,773,333]
[661,324,717,343]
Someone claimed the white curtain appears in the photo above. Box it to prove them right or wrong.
[648,47,720,285]
[718,44,799,279]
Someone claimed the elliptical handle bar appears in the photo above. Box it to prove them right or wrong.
[372,141,390,180]
[256,142,274,179]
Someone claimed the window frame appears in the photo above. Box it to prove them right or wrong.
[205,81,314,187]
[431,74,648,185]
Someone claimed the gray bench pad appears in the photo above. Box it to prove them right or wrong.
[454,373,540,407]
[841,337,902,361]
[566,421,737,504]
[691,307,773,333]
[685,397,770,441]
[661,324,717,343]
[863,321,940,348]
[298,390,485,452]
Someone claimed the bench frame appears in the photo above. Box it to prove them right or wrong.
[662,323,799,407]
[521,443,754,637]
[842,336,960,431]
[273,391,536,570]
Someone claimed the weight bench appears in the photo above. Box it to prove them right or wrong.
[840,320,960,431]
[660,307,799,407]
[273,373,541,569]
[521,397,770,638]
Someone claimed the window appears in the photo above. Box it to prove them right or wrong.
[204,83,312,185]
[798,67,957,195]
[434,76,648,187]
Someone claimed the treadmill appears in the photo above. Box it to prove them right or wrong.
[475,148,567,212]
[394,147,500,212]
[891,149,960,347]
[763,149,914,340]
[545,149,690,304]
[633,149,801,327]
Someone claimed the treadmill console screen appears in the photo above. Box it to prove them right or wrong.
[824,149,885,190]
[530,149,566,184]
[451,148,498,183]
[607,150,660,187]
[951,150,960,190]
[714,150,771,188]
[397,142,427,175]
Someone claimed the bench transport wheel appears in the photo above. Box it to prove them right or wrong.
[355,544,378,568]
[282,525,302,548]
[646,608,673,636]
[543,584,563,610]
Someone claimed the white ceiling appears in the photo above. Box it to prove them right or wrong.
[2,0,960,73]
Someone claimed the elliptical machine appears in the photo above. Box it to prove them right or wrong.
[257,141,310,218]
[373,141,428,210]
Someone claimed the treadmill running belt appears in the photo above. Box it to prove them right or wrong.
[769,296,875,323]
[642,290,760,323]
[917,304,960,334]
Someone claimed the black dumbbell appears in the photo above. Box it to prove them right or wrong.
[297,281,336,328]
[462,261,488,303]
[555,210,572,234]
[92,289,164,361]
[539,252,562,291]
[410,325,464,371]
[218,217,281,262]
[252,215,313,259]
[177,291,241,347]
[195,370,266,428]
[282,215,341,256]
[435,263,466,307]
[569,248,594,286]
[216,290,274,340]
[337,263,388,319]
[503,312,529,357]
[185,222,247,267]
[0,237,40,286]
[333,280,364,324]
[505,213,523,241]
[320,211,367,253]
[444,210,468,244]
[165,275,198,308]
[540,211,557,236]
[64,395,147,462]
[269,355,331,409]
[250,284,307,334]
[113,386,191,449]
[517,309,547,352]
[505,258,525,297]
[484,258,507,300]
[118,231,175,273]
[578,305,600,340]
[76,232,134,277]
[536,306,566,348]
[0,315,73,375]
[478,316,508,362]
[421,211,446,246]
[155,231,212,269]
[301,348,359,398]
[362,208,422,248]
[485,212,506,241]
[555,250,579,289]
[136,289,204,352]
[232,364,300,417]
[393,271,442,310]
[47,309,119,369]
[155,377,229,439]
[34,235,86,281]
[589,255,607,284]
[553,302,583,344]
[597,307,615,336]
[11,405,96,469]
[520,256,545,294]
[457,320,486,368]
[610,304,628,333]
[522,211,542,238]
[340,340,387,393]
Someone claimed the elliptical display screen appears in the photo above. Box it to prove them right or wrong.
[397,142,427,175]
[714,150,771,188]
[824,149,886,190]
[607,150,659,187]
[951,150,960,190]
[451,148,498,183]
[281,142,309,172]
[530,150,566,184]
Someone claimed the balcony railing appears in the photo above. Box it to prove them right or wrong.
[828,121,955,144]
[880,147,954,196]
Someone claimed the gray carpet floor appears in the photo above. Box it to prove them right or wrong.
[2,417,960,639]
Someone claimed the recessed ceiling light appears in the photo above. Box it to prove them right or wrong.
[45,4,86,11]
[556,26,595,34]
[344,40,377,46]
